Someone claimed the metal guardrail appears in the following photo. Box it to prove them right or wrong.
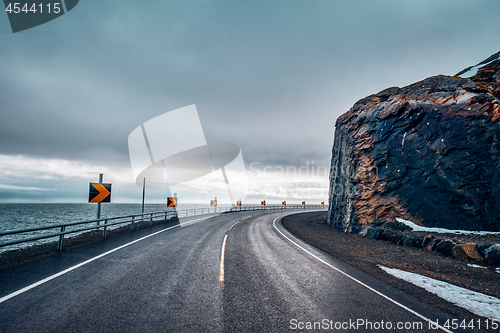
[0,205,325,251]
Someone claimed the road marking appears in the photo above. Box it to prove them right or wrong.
[228,221,239,231]
[0,216,212,305]
[220,235,228,282]
[242,216,251,220]
[272,216,453,333]
[220,219,242,283]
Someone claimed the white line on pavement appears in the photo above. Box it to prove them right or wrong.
[0,216,212,304]
[272,216,453,333]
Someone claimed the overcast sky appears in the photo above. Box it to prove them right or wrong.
[0,0,499,204]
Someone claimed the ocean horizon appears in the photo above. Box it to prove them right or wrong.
[0,203,236,252]
[0,203,238,232]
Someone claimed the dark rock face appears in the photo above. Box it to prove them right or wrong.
[436,240,456,257]
[327,53,500,232]
[366,227,382,240]
[401,234,416,247]
[477,243,494,256]
[484,244,500,266]
[422,235,440,252]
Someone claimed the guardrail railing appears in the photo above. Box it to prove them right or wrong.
[0,205,326,251]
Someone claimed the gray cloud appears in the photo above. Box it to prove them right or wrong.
[0,0,499,202]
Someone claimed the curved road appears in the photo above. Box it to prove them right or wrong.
[0,210,486,332]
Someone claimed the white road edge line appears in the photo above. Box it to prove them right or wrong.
[0,216,212,305]
[272,216,453,333]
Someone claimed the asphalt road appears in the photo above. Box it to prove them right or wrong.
[0,209,487,332]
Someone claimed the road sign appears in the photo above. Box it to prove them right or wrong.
[89,183,111,203]
[321,201,325,205]
[211,199,217,207]
[302,201,306,205]
[167,197,177,207]
[237,201,242,206]
[282,201,286,206]
[261,200,266,206]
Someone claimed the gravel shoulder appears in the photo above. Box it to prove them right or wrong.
[282,211,500,330]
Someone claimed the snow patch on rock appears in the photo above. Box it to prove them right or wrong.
[379,265,500,320]
[396,218,500,235]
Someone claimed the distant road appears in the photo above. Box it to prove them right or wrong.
[0,210,486,332]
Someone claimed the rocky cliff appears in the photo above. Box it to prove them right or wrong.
[327,52,500,232]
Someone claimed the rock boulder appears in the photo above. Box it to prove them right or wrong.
[452,243,483,261]
[484,244,500,266]
[327,52,500,232]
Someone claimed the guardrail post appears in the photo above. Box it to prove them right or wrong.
[164,212,167,222]
[150,213,153,226]
[103,219,108,238]
[57,226,65,251]
[130,216,135,231]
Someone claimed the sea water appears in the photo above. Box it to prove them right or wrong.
[0,203,232,252]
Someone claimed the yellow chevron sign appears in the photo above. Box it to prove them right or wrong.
[282,201,286,206]
[302,201,306,205]
[237,201,242,206]
[261,200,266,206]
[211,199,217,207]
[89,183,111,203]
[321,201,325,205]
[167,197,177,207]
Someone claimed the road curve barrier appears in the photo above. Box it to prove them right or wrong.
[0,205,326,251]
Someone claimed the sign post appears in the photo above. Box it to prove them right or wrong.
[166,193,178,220]
[141,177,146,214]
[89,173,112,224]
[211,197,218,212]
[97,174,103,220]
[167,196,177,207]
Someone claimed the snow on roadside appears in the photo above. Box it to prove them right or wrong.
[467,264,500,274]
[378,265,500,321]
[396,218,500,235]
